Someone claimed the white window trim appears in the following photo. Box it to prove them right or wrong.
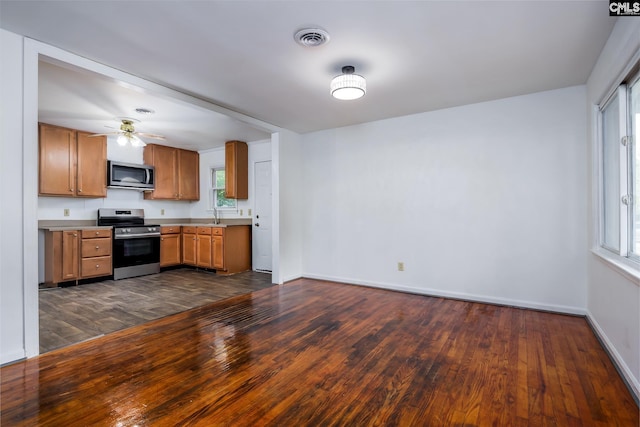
[593,52,640,286]
[209,166,238,212]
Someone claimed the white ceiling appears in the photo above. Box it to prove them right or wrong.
[0,1,616,150]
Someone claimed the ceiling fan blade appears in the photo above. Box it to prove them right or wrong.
[137,132,166,140]
[89,132,117,137]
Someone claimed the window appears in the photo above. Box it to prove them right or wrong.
[211,168,237,210]
[599,66,640,260]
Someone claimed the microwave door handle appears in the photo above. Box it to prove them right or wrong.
[146,168,150,184]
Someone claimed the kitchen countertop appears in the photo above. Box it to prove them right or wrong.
[39,225,113,232]
[38,219,252,231]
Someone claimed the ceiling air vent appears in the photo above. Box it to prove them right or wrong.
[294,28,330,47]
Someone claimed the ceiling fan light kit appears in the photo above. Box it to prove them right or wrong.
[91,118,165,147]
[331,66,366,100]
[117,133,146,147]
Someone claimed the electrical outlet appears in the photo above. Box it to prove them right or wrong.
[161,209,165,216]
[64,208,70,217]
[397,262,404,272]
[240,209,243,216]
[248,209,252,216]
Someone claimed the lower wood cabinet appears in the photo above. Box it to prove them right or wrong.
[181,226,197,266]
[196,227,213,268]
[160,226,182,267]
[175,225,250,274]
[44,228,112,286]
[80,229,112,278]
[214,226,251,275]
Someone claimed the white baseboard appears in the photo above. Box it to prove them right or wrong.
[1,349,26,367]
[302,273,586,315]
[586,311,640,403]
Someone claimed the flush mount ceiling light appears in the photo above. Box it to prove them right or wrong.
[331,66,366,100]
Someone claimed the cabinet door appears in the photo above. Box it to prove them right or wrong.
[182,233,197,265]
[61,230,80,280]
[76,132,107,197]
[225,140,248,199]
[144,144,178,199]
[161,234,181,267]
[39,124,76,196]
[212,235,224,269]
[196,235,212,268]
[178,149,200,200]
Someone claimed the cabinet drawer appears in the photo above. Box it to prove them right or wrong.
[81,238,111,257]
[81,256,112,278]
[161,226,181,234]
[211,227,224,236]
[197,227,212,235]
[82,229,112,238]
[182,226,197,234]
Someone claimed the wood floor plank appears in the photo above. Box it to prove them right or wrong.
[38,268,274,353]
[2,279,638,426]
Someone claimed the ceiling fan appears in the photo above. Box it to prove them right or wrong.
[91,118,165,147]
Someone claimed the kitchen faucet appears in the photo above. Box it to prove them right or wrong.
[212,207,219,224]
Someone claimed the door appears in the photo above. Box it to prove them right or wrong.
[253,160,272,272]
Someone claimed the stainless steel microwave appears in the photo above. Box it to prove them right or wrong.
[107,160,155,190]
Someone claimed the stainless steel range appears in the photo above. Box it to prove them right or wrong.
[97,208,160,280]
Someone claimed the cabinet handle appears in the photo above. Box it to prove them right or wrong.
[95,246,99,249]
[78,189,82,193]
[95,231,99,235]
[95,264,100,268]
[161,238,164,241]
[73,233,77,237]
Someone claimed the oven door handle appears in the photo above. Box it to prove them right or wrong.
[114,233,161,240]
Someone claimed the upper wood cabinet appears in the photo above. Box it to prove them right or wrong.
[178,149,200,200]
[144,144,199,201]
[225,140,248,199]
[39,123,107,198]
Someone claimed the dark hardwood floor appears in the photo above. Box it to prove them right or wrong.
[39,268,274,353]
[4,278,637,426]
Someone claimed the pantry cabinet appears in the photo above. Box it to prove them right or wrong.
[144,144,199,201]
[39,123,107,198]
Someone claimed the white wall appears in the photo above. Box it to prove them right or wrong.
[301,86,588,314]
[585,18,640,399]
[1,29,28,364]
[273,130,303,284]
